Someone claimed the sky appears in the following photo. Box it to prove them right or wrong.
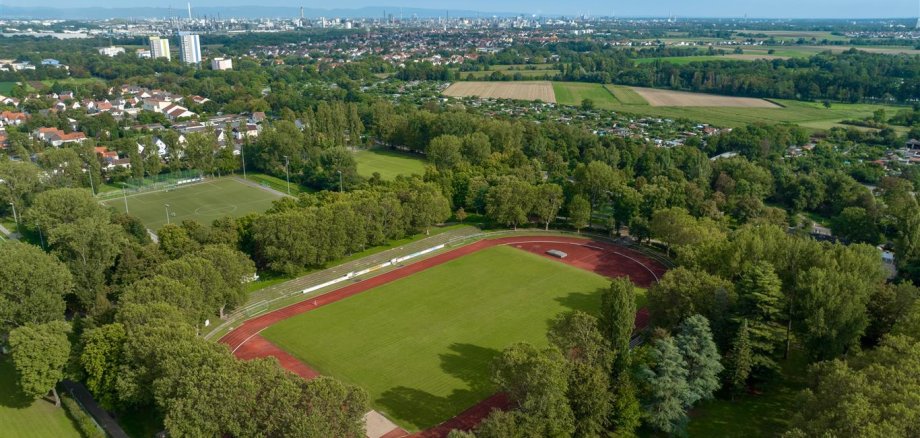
[10,0,920,19]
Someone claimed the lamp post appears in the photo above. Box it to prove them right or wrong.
[283,155,291,195]
[164,204,171,225]
[240,143,247,180]
[120,182,129,214]
[88,169,96,196]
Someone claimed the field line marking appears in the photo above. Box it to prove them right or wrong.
[231,327,268,354]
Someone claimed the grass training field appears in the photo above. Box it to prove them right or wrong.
[443,81,556,102]
[0,357,82,438]
[354,148,427,180]
[261,245,619,431]
[101,178,283,230]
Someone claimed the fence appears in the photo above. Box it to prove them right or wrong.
[95,169,204,200]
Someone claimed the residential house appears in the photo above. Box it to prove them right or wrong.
[0,111,29,126]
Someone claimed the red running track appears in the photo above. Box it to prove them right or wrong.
[220,236,667,437]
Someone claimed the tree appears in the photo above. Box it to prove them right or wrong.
[832,206,880,244]
[574,161,623,219]
[491,343,575,437]
[675,315,723,405]
[8,321,72,407]
[726,320,753,400]
[794,267,874,360]
[25,188,108,231]
[648,267,735,344]
[397,179,451,235]
[197,245,256,318]
[636,336,692,435]
[0,241,72,335]
[546,312,611,437]
[568,195,591,233]
[79,322,126,409]
[47,216,126,313]
[533,183,564,230]
[427,135,465,171]
[0,160,41,213]
[650,207,725,257]
[581,98,595,111]
[599,277,636,370]
[866,282,920,345]
[485,178,534,229]
[789,335,920,437]
[736,261,785,374]
[157,224,200,259]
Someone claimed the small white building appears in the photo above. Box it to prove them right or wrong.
[211,57,232,70]
[98,46,126,57]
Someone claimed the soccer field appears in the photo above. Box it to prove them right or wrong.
[261,245,618,431]
[101,178,283,230]
[354,148,427,180]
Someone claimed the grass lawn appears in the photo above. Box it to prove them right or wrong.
[605,85,649,105]
[0,81,17,94]
[0,357,82,438]
[354,148,427,180]
[101,178,282,230]
[243,172,313,196]
[262,245,617,431]
[552,82,621,109]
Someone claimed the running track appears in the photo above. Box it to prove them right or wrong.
[220,235,668,437]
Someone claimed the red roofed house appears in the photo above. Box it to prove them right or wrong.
[0,111,28,126]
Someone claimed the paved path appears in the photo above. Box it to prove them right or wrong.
[60,380,130,438]
[0,223,19,240]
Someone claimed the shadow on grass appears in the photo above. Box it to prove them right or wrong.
[0,357,33,409]
[376,343,500,430]
[554,288,605,314]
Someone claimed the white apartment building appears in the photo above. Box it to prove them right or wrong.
[180,34,202,64]
[149,36,171,60]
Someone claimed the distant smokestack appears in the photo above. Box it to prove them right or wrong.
[187,2,192,20]
[300,6,304,19]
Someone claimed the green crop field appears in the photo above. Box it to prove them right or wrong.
[605,85,649,105]
[101,178,283,230]
[552,82,904,128]
[354,148,427,180]
[552,82,621,109]
[262,245,629,431]
[0,357,82,438]
[0,81,17,94]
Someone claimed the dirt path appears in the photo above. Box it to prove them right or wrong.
[221,235,668,437]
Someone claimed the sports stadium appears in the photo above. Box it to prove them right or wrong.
[219,234,668,437]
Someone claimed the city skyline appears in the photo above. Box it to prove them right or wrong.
[6,0,920,19]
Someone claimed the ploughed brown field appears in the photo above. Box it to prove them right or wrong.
[630,86,781,108]
[443,81,556,103]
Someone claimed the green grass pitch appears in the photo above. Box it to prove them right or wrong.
[353,148,427,180]
[261,245,635,431]
[101,178,283,230]
[0,357,82,438]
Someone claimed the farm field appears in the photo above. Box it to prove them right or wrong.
[354,148,427,180]
[551,82,905,128]
[100,177,283,230]
[443,81,556,102]
[261,245,615,431]
[552,82,619,109]
[634,54,791,65]
[0,357,82,438]
[630,87,779,108]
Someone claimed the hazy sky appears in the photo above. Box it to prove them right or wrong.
[11,0,920,18]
